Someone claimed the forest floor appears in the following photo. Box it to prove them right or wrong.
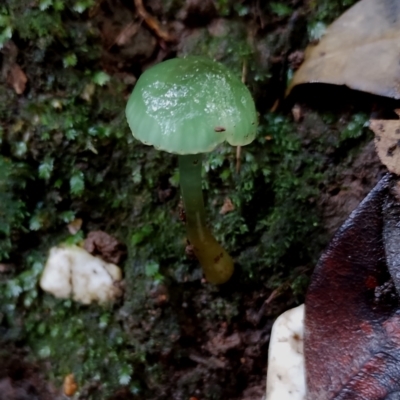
[0,0,394,399]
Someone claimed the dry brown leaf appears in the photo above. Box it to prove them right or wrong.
[84,230,126,264]
[63,374,77,397]
[7,63,27,95]
[288,0,400,99]
[67,218,83,235]
[370,117,400,175]
[220,198,235,215]
[305,176,400,399]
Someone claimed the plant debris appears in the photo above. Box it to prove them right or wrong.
[288,0,400,99]
[133,0,174,42]
[219,198,235,215]
[370,113,400,175]
[84,230,126,264]
[1,41,27,95]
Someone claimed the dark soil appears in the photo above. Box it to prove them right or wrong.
[0,350,57,400]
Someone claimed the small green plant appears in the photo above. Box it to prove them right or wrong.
[270,2,293,17]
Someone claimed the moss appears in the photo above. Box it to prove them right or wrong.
[0,156,30,259]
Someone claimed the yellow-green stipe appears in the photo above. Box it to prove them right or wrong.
[179,154,233,284]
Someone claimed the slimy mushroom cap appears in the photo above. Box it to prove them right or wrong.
[125,56,257,154]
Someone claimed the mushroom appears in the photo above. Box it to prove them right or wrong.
[125,56,257,284]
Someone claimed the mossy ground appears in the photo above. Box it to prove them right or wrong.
[0,0,379,399]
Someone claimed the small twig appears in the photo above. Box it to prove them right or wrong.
[270,98,280,112]
[252,281,291,325]
[236,61,248,174]
[264,284,289,305]
[107,21,141,50]
[256,0,265,29]
[258,266,310,322]
[189,353,226,369]
[134,0,174,42]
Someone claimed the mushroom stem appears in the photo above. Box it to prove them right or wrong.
[179,154,234,284]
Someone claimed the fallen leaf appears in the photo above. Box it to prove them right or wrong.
[7,63,27,95]
[2,41,27,94]
[67,218,82,235]
[370,117,400,175]
[288,0,400,99]
[305,174,400,399]
[220,198,235,215]
[84,230,126,264]
[63,374,77,397]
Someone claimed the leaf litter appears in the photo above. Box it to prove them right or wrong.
[288,0,400,99]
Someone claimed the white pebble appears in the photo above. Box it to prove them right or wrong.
[40,245,123,304]
[266,304,306,400]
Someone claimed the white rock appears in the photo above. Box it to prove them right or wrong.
[40,245,123,304]
[266,304,306,400]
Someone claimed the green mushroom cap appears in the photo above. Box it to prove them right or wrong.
[125,56,257,154]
